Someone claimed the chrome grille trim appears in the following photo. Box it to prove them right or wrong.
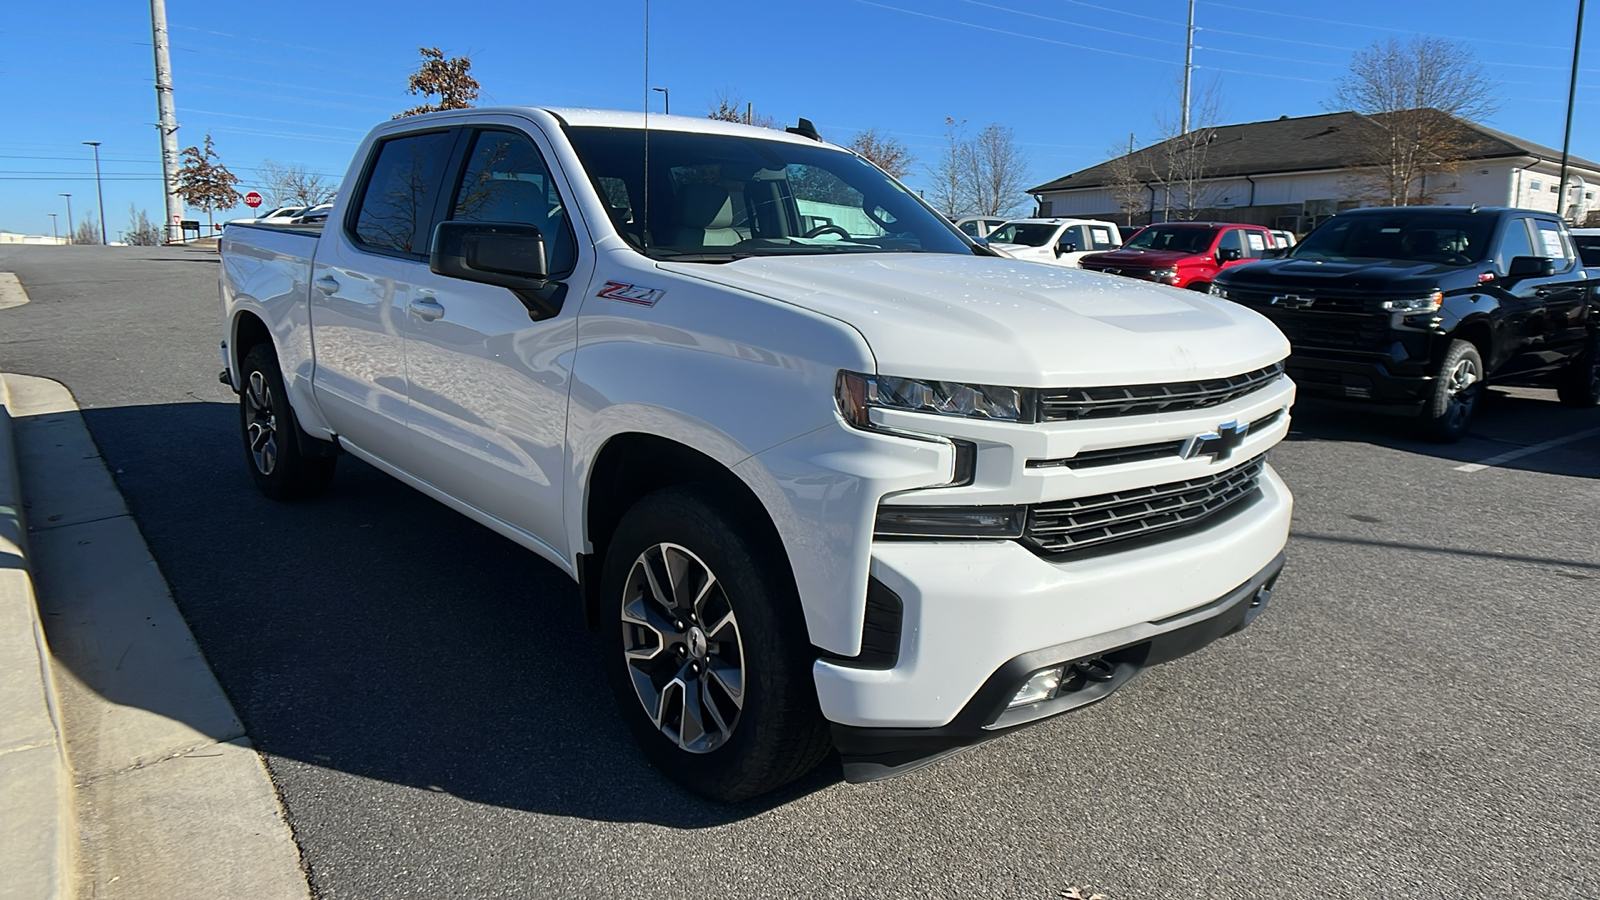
[1026,408,1287,471]
[1023,456,1266,556]
[1038,362,1286,421]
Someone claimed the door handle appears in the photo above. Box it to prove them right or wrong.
[313,275,340,294]
[408,297,445,321]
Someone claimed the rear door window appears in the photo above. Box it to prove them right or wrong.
[352,130,457,256]
[1086,225,1118,250]
[1533,219,1571,262]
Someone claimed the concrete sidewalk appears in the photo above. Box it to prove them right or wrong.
[0,372,309,900]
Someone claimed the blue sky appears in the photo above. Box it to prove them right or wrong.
[3,0,1597,238]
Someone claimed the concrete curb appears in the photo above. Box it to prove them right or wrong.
[0,374,75,900]
[1,373,310,900]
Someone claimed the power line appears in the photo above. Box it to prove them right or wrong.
[949,0,1182,45]
[853,0,1181,65]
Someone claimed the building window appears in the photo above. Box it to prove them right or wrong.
[1530,181,1542,191]
[1551,184,1561,193]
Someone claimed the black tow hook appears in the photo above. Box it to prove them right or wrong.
[1071,656,1116,683]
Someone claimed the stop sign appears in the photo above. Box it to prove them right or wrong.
[244,191,263,209]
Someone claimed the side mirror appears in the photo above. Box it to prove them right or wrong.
[1218,247,1243,263]
[1055,241,1078,257]
[431,221,560,319]
[1506,255,1556,279]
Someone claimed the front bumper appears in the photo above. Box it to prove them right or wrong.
[813,464,1292,780]
[832,552,1283,782]
[1286,352,1432,405]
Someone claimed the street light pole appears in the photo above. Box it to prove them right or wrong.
[83,141,107,244]
[60,194,74,243]
[48,213,58,243]
[652,86,669,115]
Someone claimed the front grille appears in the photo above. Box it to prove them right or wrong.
[1263,312,1388,351]
[1026,408,1286,471]
[1038,362,1285,421]
[1024,455,1266,557]
[1225,289,1380,314]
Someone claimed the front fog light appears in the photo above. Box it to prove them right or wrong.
[1008,667,1064,708]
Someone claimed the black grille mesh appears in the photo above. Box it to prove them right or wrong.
[1038,363,1284,421]
[1024,456,1266,556]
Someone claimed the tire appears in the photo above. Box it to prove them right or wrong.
[238,343,337,500]
[598,484,829,802]
[1555,332,1600,408]
[1418,339,1484,443]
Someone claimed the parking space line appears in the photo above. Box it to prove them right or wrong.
[0,273,30,310]
[1454,426,1600,473]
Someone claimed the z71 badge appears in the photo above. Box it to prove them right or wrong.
[598,282,666,306]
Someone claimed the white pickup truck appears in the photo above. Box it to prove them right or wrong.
[218,107,1295,800]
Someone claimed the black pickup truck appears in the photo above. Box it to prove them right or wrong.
[1212,206,1600,440]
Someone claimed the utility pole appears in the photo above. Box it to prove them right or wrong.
[60,194,74,243]
[150,0,184,243]
[84,141,107,244]
[1557,0,1586,223]
[652,86,669,115]
[1181,0,1195,135]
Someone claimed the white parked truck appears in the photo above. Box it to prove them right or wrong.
[218,108,1295,800]
[986,217,1124,267]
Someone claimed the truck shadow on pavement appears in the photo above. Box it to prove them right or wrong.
[1284,388,1600,479]
[75,401,840,828]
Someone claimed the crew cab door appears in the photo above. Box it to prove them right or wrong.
[1528,218,1590,363]
[309,127,458,456]
[401,121,593,557]
[1486,215,1560,378]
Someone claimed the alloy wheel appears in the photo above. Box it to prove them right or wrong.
[244,370,278,476]
[620,542,744,754]
[1443,356,1480,430]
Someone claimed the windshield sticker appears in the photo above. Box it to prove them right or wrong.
[598,282,666,306]
[1539,228,1566,258]
[1247,233,1265,250]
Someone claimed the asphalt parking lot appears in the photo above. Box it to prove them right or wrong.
[2,244,1597,899]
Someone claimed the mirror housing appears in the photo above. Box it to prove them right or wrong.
[1506,255,1556,279]
[431,221,560,319]
[1055,241,1078,257]
[1218,247,1243,263]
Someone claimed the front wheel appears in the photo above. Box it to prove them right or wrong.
[598,485,829,801]
[239,344,336,500]
[1555,332,1600,408]
[1418,339,1484,443]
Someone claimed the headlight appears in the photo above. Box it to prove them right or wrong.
[1150,268,1179,284]
[836,371,1032,427]
[1210,283,1231,299]
[874,504,1026,538]
[1382,290,1443,312]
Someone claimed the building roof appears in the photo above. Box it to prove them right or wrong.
[1030,109,1600,194]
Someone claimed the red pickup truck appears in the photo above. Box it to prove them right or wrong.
[1079,221,1277,291]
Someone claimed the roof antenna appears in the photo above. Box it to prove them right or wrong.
[786,117,822,142]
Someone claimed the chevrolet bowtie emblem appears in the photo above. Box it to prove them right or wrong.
[1185,421,1249,462]
[1271,294,1313,309]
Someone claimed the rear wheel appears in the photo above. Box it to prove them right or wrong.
[1418,339,1483,443]
[239,344,336,500]
[1556,332,1600,408]
[598,485,829,802]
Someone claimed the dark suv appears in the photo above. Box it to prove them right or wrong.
[1212,206,1600,440]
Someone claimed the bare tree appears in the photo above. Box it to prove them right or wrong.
[73,216,100,245]
[396,46,479,118]
[259,161,338,207]
[849,128,914,180]
[1152,80,1223,220]
[1103,141,1148,226]
[706,90,775,128]
[122,205,163,245]
[926,118,972,217]
[174,133,243,233]
[966,124,1030,217]
[1329,36,1498,206]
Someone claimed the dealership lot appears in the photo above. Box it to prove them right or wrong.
[2,245,1597,898]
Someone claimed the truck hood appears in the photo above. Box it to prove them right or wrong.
[658,253,1288,386]
[1080,248,1194,269]
[1216,257,1470,295]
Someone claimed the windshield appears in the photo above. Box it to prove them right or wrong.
[987,223,1057,247]
[563,127,971,260]
[1122,226,1218,253]
[1573,234,1600,267]
[1292,211,1495,264]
